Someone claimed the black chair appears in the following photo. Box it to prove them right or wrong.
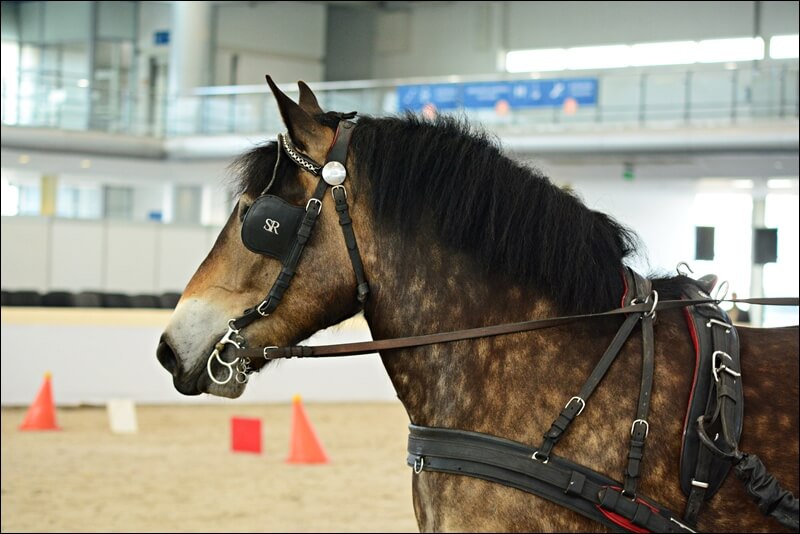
[41,291,76,307]
[159,292,181,309]
[102,292,133,308]
[6,290,43,306]
[130,294,161,308]
[74,291,104,308]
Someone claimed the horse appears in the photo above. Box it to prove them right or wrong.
[156,78,799,533]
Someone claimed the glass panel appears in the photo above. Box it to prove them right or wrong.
[57,184,102,219]
[42,1,90,45]
[104,186,133,219]
[98,1,136,41]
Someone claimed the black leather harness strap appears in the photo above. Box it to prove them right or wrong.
[332,185,370,303]
[326,120,369,303]
[233,178,328,331]
[535,312,641,461]
[407,425,696,533]
[624,273,655,498]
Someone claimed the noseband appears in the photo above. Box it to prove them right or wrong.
[206,113,369,385]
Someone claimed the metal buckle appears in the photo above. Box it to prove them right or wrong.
[706,318,731,333]
[712,350,741,382]
[565,396,586,416]
[644,290,658,318]
[632,291,658,319]
[413,456,425,474]
[256,300,271,317]
[262,346,278,359]
[331,184,347,201]
[631,419,649,438]
[532,451,549,464]
[306,198,322,213]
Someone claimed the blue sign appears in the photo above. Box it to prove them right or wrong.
[397,78,598,112]
[154,31,170,46]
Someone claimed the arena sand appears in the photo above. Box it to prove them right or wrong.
[1,402,418,532]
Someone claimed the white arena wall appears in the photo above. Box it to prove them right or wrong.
[1,309,396,407]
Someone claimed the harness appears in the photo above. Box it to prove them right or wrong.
[209,113,799,532]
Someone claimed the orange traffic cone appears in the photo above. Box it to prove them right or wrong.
[19,372,60,431]
[286,394,329,464]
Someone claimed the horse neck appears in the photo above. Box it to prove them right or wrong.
[361,225,592,436]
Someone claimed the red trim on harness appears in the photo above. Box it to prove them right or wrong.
[620,269,630,307]
[327,125,341,154]
[596,486,659,533]
[680,307,702,462]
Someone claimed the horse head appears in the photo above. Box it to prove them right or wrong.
[157,78,369,398]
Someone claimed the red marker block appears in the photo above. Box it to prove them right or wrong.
[231,416,262,454]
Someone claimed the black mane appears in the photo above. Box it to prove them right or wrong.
[350,114,640,314]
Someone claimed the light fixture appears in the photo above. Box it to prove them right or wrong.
[769,34,799,59]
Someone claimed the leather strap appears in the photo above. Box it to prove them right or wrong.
[332,186,370,303]
[326,120,354,166]
[407,425,696,533]
[233,178,328,330]
[624,275,655,498]
[244,296,798,361]
[535,312,641,461]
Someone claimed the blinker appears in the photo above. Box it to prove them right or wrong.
[241,195,305,262]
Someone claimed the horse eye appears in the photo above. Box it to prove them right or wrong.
[238,202,251,222]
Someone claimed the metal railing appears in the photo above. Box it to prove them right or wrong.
[2,62,797,138]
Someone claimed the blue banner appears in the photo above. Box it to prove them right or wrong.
[397,78,598,112]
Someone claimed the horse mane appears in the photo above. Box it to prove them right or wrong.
[228,113,695,315]
[350,114,640,314]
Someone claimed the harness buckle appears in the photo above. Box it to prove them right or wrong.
[631,419,649,438]
[532,451,549,464]
[705,318,731,333]
[263,346,278,359]
[712,350,741,382]
[256,300,271,317]
[306,198,322,213]
[565,396,586,416]
[691,479,710,489]
[331,184,347,201]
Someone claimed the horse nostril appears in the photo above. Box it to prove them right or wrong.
[157,337,179,377]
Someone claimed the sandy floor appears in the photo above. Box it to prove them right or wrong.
[1,403,419,533]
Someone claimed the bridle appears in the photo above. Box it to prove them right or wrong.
[206,112,369,386]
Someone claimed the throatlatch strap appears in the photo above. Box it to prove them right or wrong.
[332,186,369,303]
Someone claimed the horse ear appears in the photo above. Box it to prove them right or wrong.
[297,81,324,116]
[265,75,323,150]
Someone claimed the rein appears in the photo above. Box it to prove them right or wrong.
[238,295,798,361]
